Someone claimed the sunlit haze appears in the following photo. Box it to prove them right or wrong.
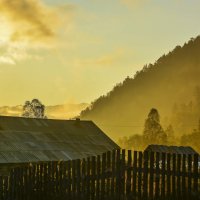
[0,0,200,106]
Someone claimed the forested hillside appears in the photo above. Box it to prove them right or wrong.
[80,36,200,142]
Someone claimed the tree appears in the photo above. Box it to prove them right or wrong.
[143,108,167,145]
[22,99,47,118]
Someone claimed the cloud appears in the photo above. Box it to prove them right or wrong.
[0,0,75,65]
[0,0,58,45]
[0,56,15,65]
[73,49,125,68]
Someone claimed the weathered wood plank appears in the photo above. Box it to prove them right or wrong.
[166,153,171,198]
[155,152,160,199]
[138,151,143,200]
[143,151,148,199]
[111,150,116,199]
[126,150,132,199]
[172,154,177,199]
[132,151,137,198]
[149,152,154,200]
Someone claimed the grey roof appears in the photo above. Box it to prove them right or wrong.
[145,144,199,155]
[0,116,119,164]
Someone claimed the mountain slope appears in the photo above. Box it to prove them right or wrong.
[80,36,200,140]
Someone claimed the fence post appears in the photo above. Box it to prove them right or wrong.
[116,149,121,200]
[76,159,81,200]
[193,154,199,199]
[133,151,137,198]
[67,160,71,199]
[182,154,186,199]
[155,152,160,199]
[161,153,166,199]
[96,156,101,200]
[111,150,116,199]
[126,150,132,199]
[101,153,106,200]
[106,151,111,198]
[81,159,86,200]
[143,151,149,199]
[172,154,177,198]
[43,163,48,199]
[177,154,181,198]
[138,151,143,199]
[86,157,91,200]
[72,160,76,199]
[166,153,171,198]
[121,149,126,198]
[149,152,154,199]
[91,156,96,200]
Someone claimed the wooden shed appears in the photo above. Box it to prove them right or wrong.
[0,116,119,174]
[145,144,199,156]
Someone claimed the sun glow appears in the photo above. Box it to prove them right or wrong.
[0,17,13,45]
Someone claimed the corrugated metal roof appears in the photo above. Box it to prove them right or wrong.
[145,144,199,155]
[0,116,119,163]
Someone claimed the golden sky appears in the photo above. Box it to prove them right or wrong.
[0,0,200,106]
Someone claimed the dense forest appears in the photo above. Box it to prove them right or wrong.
[80,36,200,152]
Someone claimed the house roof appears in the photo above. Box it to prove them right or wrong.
[145,144,199,155]
[0,116,119,164]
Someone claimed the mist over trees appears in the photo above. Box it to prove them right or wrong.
[22,99,47,119]
[80,36,200,152]
[119,108,170,151]
[143,108,167,144]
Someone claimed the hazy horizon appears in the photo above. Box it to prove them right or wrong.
[0,0,200,106]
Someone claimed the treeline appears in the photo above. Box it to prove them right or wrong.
[80,35,200,145]
[118,108,200,153]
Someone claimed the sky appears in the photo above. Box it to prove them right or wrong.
[0,0,200,106]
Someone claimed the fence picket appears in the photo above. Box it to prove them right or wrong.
[116,149,121,200]
[143,151,149,199]
[188,154,192,198]
[177,154,181,198]
[91,156,96,200]
[86,157,91,200]
[149,152,154,200]
[101,153,106,200]
[81,159,86,200]
[106,151,111,198]
[172,154,177,198]
[96,156,100,200]
[138,151,143,199]
[76,159,81,200]
[111,150,116,199]
[0,149,198,200]
[126,150,132,199]
[67,160,71,199]
[193,154,199,198]
[166,153,171,198]
[133,151,137,198]
[182,154,186,199]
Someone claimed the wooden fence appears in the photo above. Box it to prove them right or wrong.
[0,149,199,200]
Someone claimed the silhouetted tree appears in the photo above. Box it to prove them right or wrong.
[143,108,167,144]
[22,99,46,118]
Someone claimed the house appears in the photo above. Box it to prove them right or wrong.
[0,116,119,174]
[145,145,200,169]
[145,144,199,156]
